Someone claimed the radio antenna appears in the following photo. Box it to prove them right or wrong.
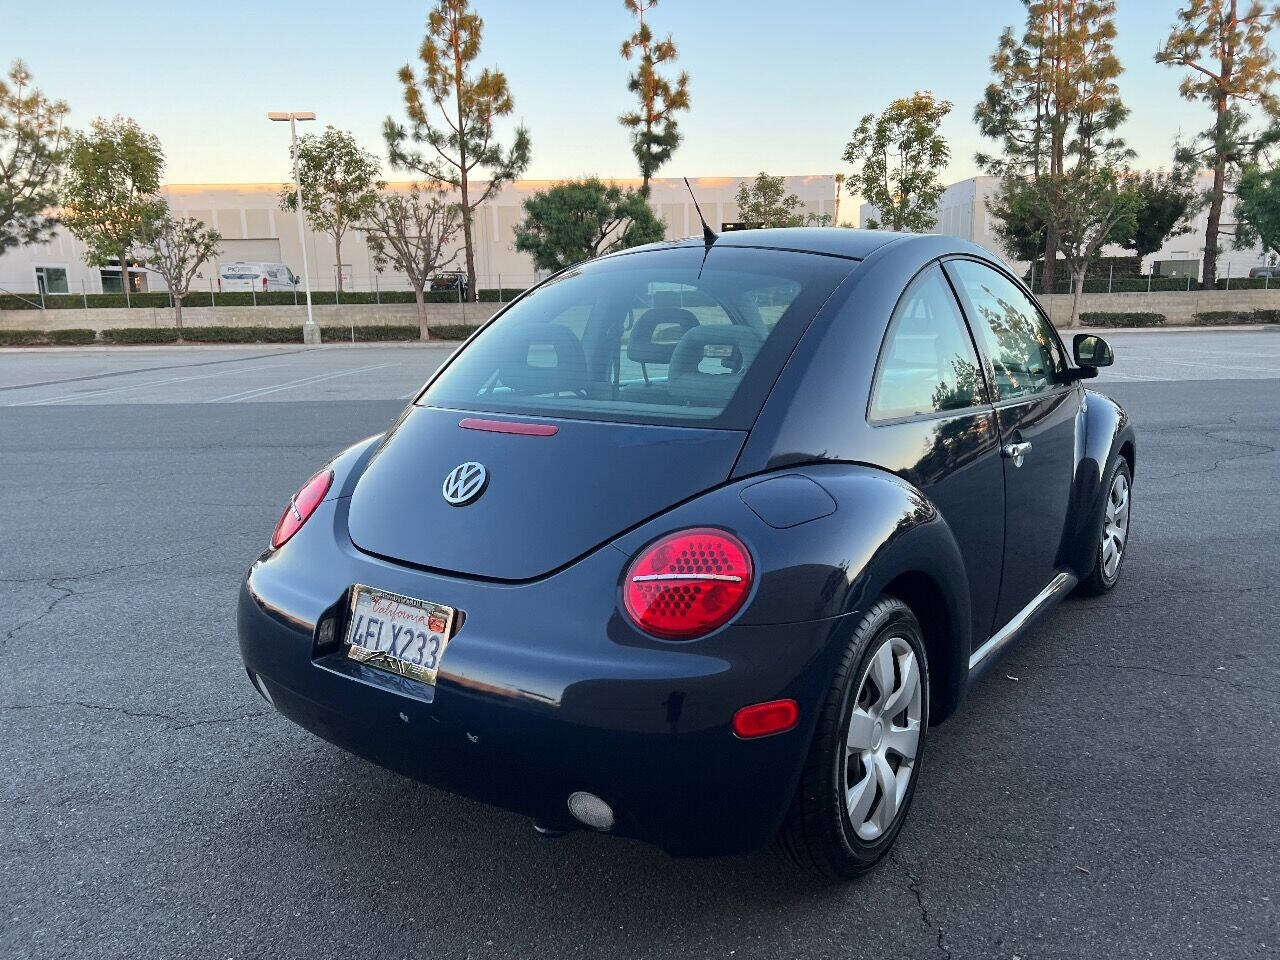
[683,177,718,247]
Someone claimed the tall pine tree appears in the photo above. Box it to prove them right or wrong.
[1157,0,1280,288]
[386,0,531,300]
[975,1,1127,294]
[619,0,690,195]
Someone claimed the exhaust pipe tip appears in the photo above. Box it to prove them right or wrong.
[567,791,615,832]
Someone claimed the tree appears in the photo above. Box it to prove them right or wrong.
[1157,0,1280,288]
[1235,160,1280,257]
[386,0,531,301]
[1040,166,1142,325]
[975,1,1127,294]
[279,126,382,295]
[359,184,463,340]
[985,175,1049,262]
[1115,167,1198,258]
[0,60,69,255]
[734,172,832,228]
[61,117,165,307]
[138,213,221,335]
[620,0,690,194]
[844,91,952,232]
[513,178,665,271]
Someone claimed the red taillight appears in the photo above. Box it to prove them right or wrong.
[732,699,799,739]
[622,527,754,639]
[271,470,332,549]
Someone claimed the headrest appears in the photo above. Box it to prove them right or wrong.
[667,325,763,407]
[628,308,699,365]
[497,323,588,396]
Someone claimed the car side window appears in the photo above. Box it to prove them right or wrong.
[948,259,1068,400]
[869,265,987,422]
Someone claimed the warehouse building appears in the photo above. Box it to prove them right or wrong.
[0,175,837,299]
[859,173,1274,280]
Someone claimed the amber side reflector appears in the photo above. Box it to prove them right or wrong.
[459,417,558,436]
[732,699,799,739]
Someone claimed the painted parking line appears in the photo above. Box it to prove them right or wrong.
[6,363,296,406]
[0,348,312,393]
[1130,357,1280,375]
[207,362,398,403]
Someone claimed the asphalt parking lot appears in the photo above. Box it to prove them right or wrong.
[2,329,1277,959]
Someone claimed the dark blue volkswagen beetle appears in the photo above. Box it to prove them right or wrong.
[238,228,1135,877]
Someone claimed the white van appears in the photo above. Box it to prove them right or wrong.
[218,261,299,292]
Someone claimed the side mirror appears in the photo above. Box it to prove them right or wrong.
[1073,333,1113,368]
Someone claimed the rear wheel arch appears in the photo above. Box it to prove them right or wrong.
[880,571,965,725]
[1118,439,1135,477]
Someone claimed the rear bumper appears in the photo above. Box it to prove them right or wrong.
[237,498,849,857]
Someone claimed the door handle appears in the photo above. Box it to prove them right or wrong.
[1002,441,1033,467]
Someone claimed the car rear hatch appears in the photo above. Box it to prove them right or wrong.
[346,407,746,580]
[345,242,855,580]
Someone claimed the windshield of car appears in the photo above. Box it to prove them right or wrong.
[418,245,854,429]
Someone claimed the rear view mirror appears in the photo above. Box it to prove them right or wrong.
[1073,333,1113,368]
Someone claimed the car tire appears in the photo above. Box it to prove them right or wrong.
[1077,457,1132,597]
[775,596,930,879]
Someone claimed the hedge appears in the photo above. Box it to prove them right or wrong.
[321,324,419,342]
[1212,277,1278,290]
[1192,309,1280,326]
[35,323,486,345]
[0,327,98,345]
[99,327,182,343]
[179,325,304,343]
[427,324,481,340]
[1079,312,1167,328]
[1026,255,1143,282]
[0,287,523,310]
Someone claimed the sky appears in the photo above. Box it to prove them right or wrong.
[2,0,1255,213]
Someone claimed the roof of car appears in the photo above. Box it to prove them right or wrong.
[627,227,939,261]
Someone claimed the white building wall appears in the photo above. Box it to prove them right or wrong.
[0,175,837,298]
[861,172,1272,281]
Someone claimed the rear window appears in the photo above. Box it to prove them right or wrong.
[418,245,853,429]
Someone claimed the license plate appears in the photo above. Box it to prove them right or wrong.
[343,585,456,685]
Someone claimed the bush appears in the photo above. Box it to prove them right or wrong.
[1080,312,1167,328]
[1192,309,1280,326]
[0,328,99,345]
[0,328,47,344]
[180,325,302,343]
[0,295,50,310]
[99,327,181,344]
[320,324,421,342]
[1212,277,1277,290]
[49,328,98,344]
[426,324,482,340]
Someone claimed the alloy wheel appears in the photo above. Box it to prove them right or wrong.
[842,635,923,841]
[1102,470,1130,581]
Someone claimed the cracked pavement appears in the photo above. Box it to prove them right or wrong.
[1,344,1277,959]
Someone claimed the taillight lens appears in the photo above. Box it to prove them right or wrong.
[622,527,754,639]
[271,470,332,549]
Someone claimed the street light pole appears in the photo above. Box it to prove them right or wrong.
[268,111,318,344]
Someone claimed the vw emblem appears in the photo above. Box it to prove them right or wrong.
[442,461,488,506]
